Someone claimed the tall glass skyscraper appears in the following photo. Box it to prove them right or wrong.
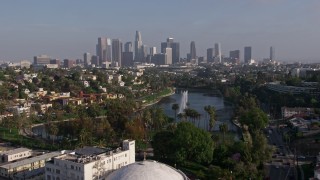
[190,41,196,60]
[96,37,112,66]
[244,46,252,63]
[214,43,222,63]
[270,46,275,60]
[134,31,144,62]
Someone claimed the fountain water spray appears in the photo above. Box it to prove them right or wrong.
[178,91,188,114]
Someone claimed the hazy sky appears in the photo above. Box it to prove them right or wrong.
[0,0,319,62]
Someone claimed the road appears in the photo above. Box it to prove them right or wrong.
[266,127,297,180]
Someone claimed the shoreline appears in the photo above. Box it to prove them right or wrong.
[140,88,175,109]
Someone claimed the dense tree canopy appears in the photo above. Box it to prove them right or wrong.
[239,107,268,132]
[152,122,214,164]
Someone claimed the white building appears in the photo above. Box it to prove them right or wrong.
[0,152,62,179]
[0,148,32,163]
[45,140,135,180]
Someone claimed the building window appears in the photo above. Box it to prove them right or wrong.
[56,169,60,174]
[47,175,51,180]
[71,165,74,170]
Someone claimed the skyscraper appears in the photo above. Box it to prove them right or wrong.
[124,42,133,52]
[142,45,148,62]
[214,43,222,63]
[161,38,180,64]
[190,41,196,60]
[134,31,144,62]
[207,48,214,63]
[83,53,91,67]
[270,46,275,60]
[229,50,240,64]
[165,48,172,65]
[112,39,122,67]
[96,37,112,66]
[150,47,156,56]
[244,46,252,63]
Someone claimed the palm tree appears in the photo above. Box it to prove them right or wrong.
[208,106,216,132]
[172,103,179,121]
[219,123,228,143]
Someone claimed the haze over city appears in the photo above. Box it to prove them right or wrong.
[0,0,319,62]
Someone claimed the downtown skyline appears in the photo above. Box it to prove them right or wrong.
[0,0,320,62]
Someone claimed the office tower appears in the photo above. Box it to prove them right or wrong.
[244,46,252,64]
[150,47,157,56]
[96,37,106,66]
[91,55,99,67]
[124,42,133,52]
[122,52,134,67]
[112,39,122,67]
[33,55,50,65]
[165,48,172,65]
[214,43,222,63]
[207,48,214,63]
[142,45,148,62]
[190,41,196,60]
[50,59,60,67]
[96,37,112,66]
[134,31,143,62]
[151,53,166,65]
[270,46,275,60]
[198,57,206,63]
[83,53,91,67]
[63,59,75,69]
[161,38,180,64]
[229,50,240,64]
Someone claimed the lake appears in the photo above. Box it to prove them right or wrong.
[155,89,238,132]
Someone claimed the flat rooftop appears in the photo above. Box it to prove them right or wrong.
[75,146,108,156]
[0,148,31,156]
[0,152,61,169]
[56,154,102,164]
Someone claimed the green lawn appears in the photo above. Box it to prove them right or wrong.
[143,88,172,103]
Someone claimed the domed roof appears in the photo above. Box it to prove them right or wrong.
[106,160,189,180]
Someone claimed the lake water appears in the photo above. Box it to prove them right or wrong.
[156,89,238,132]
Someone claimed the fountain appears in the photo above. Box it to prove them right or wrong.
[178,91,188,114]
